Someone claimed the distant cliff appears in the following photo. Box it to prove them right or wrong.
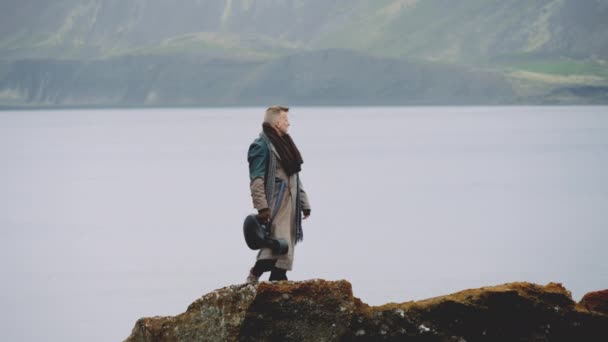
[124,280,607,342]
[1,0,607,107]
[0,50,518,107]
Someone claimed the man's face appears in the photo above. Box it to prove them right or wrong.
[274,111,290,135]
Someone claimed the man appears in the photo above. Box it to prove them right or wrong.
[246,105,311,282]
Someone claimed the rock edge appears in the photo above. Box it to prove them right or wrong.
[125,280,608,342]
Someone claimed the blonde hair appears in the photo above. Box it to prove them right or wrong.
[264,105,289,125]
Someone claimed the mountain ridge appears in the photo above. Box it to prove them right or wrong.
[0,49,517,107]
[2,0,607,62]
[1,0,607,106]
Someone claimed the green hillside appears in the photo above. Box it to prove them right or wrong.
[0,50,518,106]
[2,0,606,62]
[0,0,607,106]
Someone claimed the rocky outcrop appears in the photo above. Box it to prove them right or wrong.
[579,290,608,316]
[124,280,608,342]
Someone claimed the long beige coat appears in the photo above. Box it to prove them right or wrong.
[250,144,311,271]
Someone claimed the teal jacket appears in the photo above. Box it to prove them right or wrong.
[248,137,269,181]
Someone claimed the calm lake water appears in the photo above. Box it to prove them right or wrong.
[1,106,607,341]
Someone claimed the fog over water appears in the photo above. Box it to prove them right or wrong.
[1,106,607,342]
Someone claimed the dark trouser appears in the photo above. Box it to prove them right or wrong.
[251,259,288,281]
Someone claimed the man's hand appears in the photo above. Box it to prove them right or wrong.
[303,209,311,220]
[257,208,271,224]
